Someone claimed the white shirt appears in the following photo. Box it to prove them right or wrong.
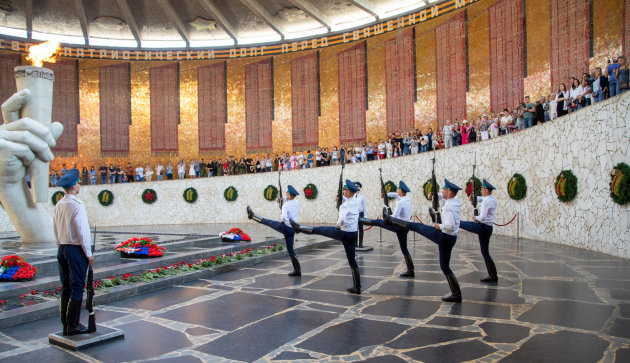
[500,115,512,127]
[443,125,453,136]
[387,192,412,220]
[476,195,497,225]
[266,159,273,168]
[378,143,385,154]
[54,194,93,258]
[281,198,299,227]
[569,86,582,100]
[135,166,144,177]
[437,192,461,236]
[156,165,164,175]
[337,196,361,232]
[355,193,366,213]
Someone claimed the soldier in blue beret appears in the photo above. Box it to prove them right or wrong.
[385,178,463,302]
[54,168,94,335]
[291,179,362,294]
[460,179,498,283]
[360,180,415,277]
[247,185,302,276]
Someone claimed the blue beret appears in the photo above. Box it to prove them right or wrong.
[344,179,359,193]
[398,180,410,193]
[354,181,362,188]
[56,168,80,189]
[287,185,299,196]
[482,179,495,191]
[443,178,461,192]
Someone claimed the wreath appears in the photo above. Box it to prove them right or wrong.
[304,183,318,200]
[183,187,198,204]
[0,255,38,281]
[98,190,114,206]
[422,179,440,200]
[219,228,252,242]
[142,189,158,204]
[466,176,482,198]
[264,185,278,201]
[51,191,65,206]
[115,237,165,258]
[384,181,397,198]
[555,170,578,203]
[611,162,630,205]
[508,173,527,201]
[224,186,238,201]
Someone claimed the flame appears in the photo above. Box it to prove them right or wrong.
[26,41,61,67]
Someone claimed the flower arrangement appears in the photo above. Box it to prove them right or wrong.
[219,228,252,242]
[304,183,318,200]
[264,185,278,201]
[51,191,65,206]
[115,237,166,258]
[423,179,440,200]
[142,189,158,204]
[183,187,198,203]
[224,186,238,201]
[384,181,397,196]
[466,176,482,198]
[98,190,114,206]
[0,255,38,281]
[611,162,630,205]
[555,170,578,203]
[508,173,527,200]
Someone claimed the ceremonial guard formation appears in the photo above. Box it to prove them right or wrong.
[460,179,498,283]
[54,169,94,335]
[247,185,302,276]
[290,180,362,294]
[360,180,415,277]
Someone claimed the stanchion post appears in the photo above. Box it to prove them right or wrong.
[412,215,416,241]
[377,223,384,243]
[517,212,520,241]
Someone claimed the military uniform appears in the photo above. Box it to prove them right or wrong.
[355,182,367,247]
[460,179,498,283]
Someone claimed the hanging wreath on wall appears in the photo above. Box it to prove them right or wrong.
[508,173,527,200]
[224,186,238,201]
[183,187,198,204]
[304,183,318,200]
[384,181,397,198]
[422,179,440,201]
[555,170,578,203]
[142,189,158,204]
[51,191,65,206]
[466,176,482,198]
[610,162,630,205]
[98,190,114,206]
[264,185,278,201]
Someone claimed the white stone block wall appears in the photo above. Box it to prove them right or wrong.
[0,93,628,258]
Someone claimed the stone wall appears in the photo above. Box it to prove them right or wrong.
[0,92,628,259]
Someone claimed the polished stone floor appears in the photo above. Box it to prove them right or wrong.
[0,226,629,362]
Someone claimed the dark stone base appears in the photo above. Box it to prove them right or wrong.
[48,325,124,351]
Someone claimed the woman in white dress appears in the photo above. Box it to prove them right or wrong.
[145,165,154,182]
[188,159,196,178]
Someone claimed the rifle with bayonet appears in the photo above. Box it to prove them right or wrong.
[429,158,442,224]
[86,226,96,333]
[379,168,392,215]
[278,171,283,210]
[471,153,479,216]
[336,162,345,210]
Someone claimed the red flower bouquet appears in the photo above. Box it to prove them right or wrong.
[115,237,166,258]
[0,255,38,281]
[219,228,252,242]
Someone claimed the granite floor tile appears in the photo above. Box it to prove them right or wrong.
[371,280,448,297]
[272,351,317,360]
[0,341,17,353]
[361,298,442,320]
[615,347,630,362]
[244,273,315,289]
[606,318,630,340]
[522,279,602,303]
[610,288,630,300]
[619,303,630,318]
[517,300,614,331]
[263,287,365,306]
[360,355,409,362]
[479,321,531,343]
[512,261,580,278]
[1,347,85,363]
[385,326,480,349]
[302,275,381,292]
[331,266,396,277]
[205,268,268,281]
[426,316,476,327]
[107,286,212,311]
[499,331,608,363]
[448,301,511,319]
[584,266,630,280]
[405,339,497,362]
[460,287,526,304]
[152,356,203,363]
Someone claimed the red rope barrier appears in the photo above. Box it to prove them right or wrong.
[493,214,517,227]
[362,217,380,231]
[414,215,424,224]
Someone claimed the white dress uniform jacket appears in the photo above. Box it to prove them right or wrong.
[281,198,299,227]
[437,192,461,236]
[337,196,361,232]
[54,195,93,258]
[476,195,497,226]
[387,192,412,220]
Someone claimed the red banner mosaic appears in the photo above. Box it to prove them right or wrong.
[338,42,367,143]
[197,62,226,152]
[550,0,590,90]
[385,29,415,135]
[291,52,319,149]
[99,63,130,153]
[150,63,179,152]
[48,60,79,153]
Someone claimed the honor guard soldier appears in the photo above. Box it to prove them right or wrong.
[247,185,301,276]
[360,181,415,277]
[385,179,463,302]
[290,180,362,294]
[354,182,367,247]
[54,169,94,335]
[460,179,498,283]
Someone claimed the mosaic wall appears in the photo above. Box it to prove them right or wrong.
[0,0,624,169]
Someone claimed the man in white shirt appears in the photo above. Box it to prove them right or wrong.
[54,169,94,335]
[385,179,463,302]
[247,185,302,276]
[443,120,453,149]
[291,180,362,294]
[360,181,415,277]
[460,179,498,283]
[156,162,164,181]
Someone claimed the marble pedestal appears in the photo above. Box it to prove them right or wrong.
[48,325,124,351]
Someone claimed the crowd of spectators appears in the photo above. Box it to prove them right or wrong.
[49,55,628,186]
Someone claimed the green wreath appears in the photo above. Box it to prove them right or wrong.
[51,191,65,206]
[183,187,198,204]
[466,176,482,198]
[508,173,527,201]
[384,181,397,198]
[422,179,440,200]
[224,186,238,201]
[142,189,158,204]
[98,190,114,206]
[555,170,578,203]
[264,185,278,201]
[304,183,318,200]
[611,162,630,205]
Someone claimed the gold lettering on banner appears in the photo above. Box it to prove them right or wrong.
[362,27,370,38]
[456,0,466,8]
[353,30,360,41]
[186,51,193,59]
[397,17,405,28]
[343,33,350,43]
[320,37,328,47]
[374,23,384,35]
[281,43,289,53]
[123,51,130,59]
[112,50,119,59]
[12,41,19,51]
[387,20,394,31]
[419,10,427,21]
[209,50,214,59]
[64,47,72,56]
[292,42,298,51]
[0,41,4,49]
[229,49,237,58]
[301,41,308,50]
[88,49,95,57]
[260,46,265,55]
[167,51,173,60]
[76,48,84,57]
[145,52,152,60]
[100,50,107,58]
[431,5,439,17]
[176,51,182,60]
[240,48,247,57]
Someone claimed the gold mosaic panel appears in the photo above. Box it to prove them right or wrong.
[466,0,494,119]
[525,0,551,98]
[592,0,623,67]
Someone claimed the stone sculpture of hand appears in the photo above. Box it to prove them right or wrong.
[0,89,63,242]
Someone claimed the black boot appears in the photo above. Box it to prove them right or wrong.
[480,259,498,283]
[399,255,415,278]
[347,268,361,294]
[66,299,89,335]
[429,207,436,223]
[358,217,378,226]
[246,206,263,223]
[288,256,301,276]
[382,207,392,225]
[358,229,364,248]
[389,216,410,229]
[290,219,314,234]
[442,273,462,302]
[60,293,70,336]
